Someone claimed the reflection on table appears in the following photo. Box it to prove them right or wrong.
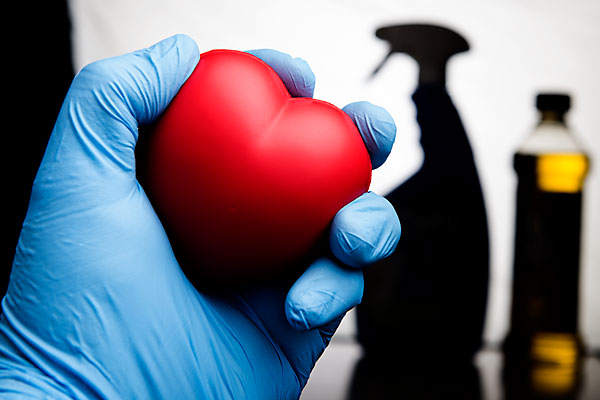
[300,337,600,400]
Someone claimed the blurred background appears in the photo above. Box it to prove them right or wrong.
[6,0,600,399]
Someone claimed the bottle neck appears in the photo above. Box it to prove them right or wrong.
[518,110,582,156]
[539,110,566,124]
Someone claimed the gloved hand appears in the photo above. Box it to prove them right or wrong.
[0,34,399,399]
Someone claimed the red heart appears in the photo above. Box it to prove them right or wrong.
[143,49,371,282]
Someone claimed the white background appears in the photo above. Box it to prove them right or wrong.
[68,0,600,350]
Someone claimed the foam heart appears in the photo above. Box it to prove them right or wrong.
[143,49,371,282]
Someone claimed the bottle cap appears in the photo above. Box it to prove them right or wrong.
[536,93,571,113]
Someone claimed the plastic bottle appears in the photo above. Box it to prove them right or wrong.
[356,23,489,363]
[503,93,590,400]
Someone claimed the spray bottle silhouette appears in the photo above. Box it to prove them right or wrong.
[357,24,490,364]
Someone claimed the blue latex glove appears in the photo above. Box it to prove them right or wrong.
[0,35,400,399]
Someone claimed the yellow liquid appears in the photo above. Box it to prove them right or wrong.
[530,332,580,396]
[537,153,589,193]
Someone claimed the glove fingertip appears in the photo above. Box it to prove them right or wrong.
[330,192,401,267]
[288,57,316,98]
[245,49,316,98]
[342,101,396,169]
[172,34,201,72]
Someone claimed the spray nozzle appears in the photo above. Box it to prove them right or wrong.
[371,24,469,85]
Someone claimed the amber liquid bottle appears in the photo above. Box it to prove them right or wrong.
[503,94,590,400]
